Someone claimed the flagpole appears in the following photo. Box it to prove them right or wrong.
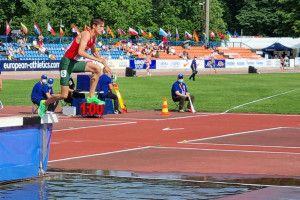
[60,20,62,44]
[205,0,210,47]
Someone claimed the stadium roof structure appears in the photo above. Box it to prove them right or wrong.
[227,37,300,50]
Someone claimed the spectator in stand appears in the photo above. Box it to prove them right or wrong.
[189,57,198,81]
[171,74,195,112]
[37,35,49,55]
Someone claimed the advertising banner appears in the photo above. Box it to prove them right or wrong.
[129,59,156,70]
[0,60,60,71]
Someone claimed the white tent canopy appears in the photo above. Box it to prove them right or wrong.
[226,37,300,50]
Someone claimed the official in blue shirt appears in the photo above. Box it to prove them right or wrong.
[31,74,50,106]
[171,74,195,112]
[98,68,121,114]
[189,56,198,81]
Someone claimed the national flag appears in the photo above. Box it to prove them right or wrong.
[117,28,126,35]
[217,32,224,40]
[234,31,239,38]
[60,27,64,37]
[107,26,115,38]
[140,29,148,37]
[128,27,138,36]
[71,24,80,35]
[5,21,11,35]
[227,31,232,38]
[159,28,168,37]
[184,31,192,39]
[20,22,28,35]
[193,31,199,42]
[175,28,179,41]
[167,30,171,37]
[210,31,215,39]
[34,22,42,35]
[47,23,56,36]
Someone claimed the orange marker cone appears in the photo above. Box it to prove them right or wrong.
[161,97,170,116]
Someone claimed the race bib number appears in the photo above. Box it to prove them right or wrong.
[60,70,67,78]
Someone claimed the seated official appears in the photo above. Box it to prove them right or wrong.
[31,75,56,112]
[171,74,195,112]
[98,68,121,114]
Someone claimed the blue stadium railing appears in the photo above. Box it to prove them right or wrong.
[0,35,222,47]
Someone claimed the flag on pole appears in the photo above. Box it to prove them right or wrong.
[140,29,148,37]
[47,23,56,36]
[117,28,126,35]
[159,28,168,37]
[71,24,80,35]
[5,21,11,35]
[128,27,138,36]
[184,31,192,39]
[175,28,179,41]
[60,27,64,37]
[34,22,42,35]
[210,31,215,39]
[217,32,224,40]
[107,26,115,38]
[193,31,199,42]
[20,22,28,35]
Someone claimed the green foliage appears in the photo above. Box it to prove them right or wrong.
[1,73,300,114]
[0,0,298,37]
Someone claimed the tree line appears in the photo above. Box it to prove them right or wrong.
[0,0,299,38]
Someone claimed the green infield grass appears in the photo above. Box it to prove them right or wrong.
[1,73,299,114]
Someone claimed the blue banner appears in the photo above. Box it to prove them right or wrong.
[0,60,60,72]
[129,59,156,70]
[0,125,52,182]
[204,59,226,68]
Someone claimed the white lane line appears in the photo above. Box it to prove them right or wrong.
[223,89,297,113]
[49,146,152,163]
[152,146,300,155]
[53,121,136,132]
[162,127,184,131]
[60,118,133,123]
[178,127,283,143]
[189,142,300,149]
[104,113,222,121]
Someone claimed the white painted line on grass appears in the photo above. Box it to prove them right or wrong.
[152,146,300,155]
[53,121,137,132]
[223,89,297,113]
[49,146,152,163]
[189,142,300,149]
[178,127,283,143]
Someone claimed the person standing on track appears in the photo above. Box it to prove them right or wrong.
[189,56,198,81]
[38,18,111,117]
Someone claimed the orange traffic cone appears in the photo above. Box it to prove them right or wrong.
[161,97,170,116]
